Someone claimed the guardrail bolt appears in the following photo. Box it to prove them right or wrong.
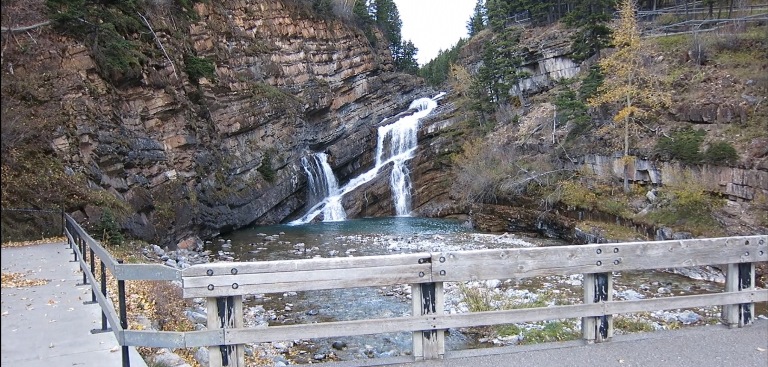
[596,260,602,266]
[231,268,238,275]
[596,249,602,254]
[206,269,214,276]
[232,283,239,289]
[439,270,446,276]
[207,284,214,291]
[613,259,620,265]
[613,248,619,253]
[419,271,425,277]
[439,256,446,263]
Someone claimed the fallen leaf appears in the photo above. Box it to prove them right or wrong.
[110,346,120,352]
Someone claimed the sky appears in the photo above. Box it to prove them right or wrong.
[393,0,477,66]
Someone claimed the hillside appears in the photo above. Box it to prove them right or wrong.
[425,11,768,242]
[1,0,766,251]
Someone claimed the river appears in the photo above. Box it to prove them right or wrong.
[203,217,747,363]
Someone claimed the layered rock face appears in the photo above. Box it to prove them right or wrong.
[14,1,429,247]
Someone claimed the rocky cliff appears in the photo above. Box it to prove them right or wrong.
[2,0,432,247]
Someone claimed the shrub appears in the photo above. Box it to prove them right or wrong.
[184,55,215,85]
[257,152,276,182]
[703,141,739,165]
[654,127,705,164]
[95,208,125,246]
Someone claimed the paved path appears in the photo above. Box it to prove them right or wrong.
[325,319,768,367]
[1,242,146,367]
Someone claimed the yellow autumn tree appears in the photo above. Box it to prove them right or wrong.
[588,0,670,192]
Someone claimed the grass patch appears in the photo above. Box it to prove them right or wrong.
[654,34,690,52]
[640,177,726,236]
[558,180,633,217]
[578,220,649,242]
[614,315,655,333]
[495,320,581,345]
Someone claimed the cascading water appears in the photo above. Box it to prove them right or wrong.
[291,95,441,225]
[301,153,346,221]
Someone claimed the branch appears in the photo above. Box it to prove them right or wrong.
[137,12,177,79]
[1,21,51,33]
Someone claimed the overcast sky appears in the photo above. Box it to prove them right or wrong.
[393,0,477,66]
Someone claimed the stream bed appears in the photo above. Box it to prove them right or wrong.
[198,217,762,364]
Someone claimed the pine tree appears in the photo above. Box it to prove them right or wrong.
[372,0,402,57]
[467,0,486,36]
[564,0,615,61]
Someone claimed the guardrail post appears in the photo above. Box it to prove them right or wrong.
[724,262,755,328]
[411,282,445,360]
[117,259,130,367]
[85,248,97,305]
[79,238,89,286]
[91,260,111,334]
[582,273,613,343]
[207,296,244,367]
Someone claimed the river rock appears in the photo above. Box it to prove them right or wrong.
[194,347,209,366]
[150,348,192,367]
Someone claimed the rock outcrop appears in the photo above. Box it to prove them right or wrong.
[3,1,431,247]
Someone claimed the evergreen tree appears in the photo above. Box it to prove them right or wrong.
[478,28,527,104]
[419,39,467,86]
[396,40,420,74]
[485,0,510,31]
[353,0,376,46]
[467,0,486,36]
[372,0,402,57]
[564,0,615,61]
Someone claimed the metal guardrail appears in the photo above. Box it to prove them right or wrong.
[61,214,767,367]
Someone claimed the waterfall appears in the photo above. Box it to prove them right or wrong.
[291,95,440,225]
[300,153,346,222]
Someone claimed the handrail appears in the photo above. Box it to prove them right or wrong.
[61,213,767,367]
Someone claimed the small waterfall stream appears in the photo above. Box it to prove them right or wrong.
[291,95,440,225]
[301,153,346,221]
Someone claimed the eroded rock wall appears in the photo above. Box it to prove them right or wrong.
[8,0,429,247]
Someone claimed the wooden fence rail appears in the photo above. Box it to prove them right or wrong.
[62,214,767,367]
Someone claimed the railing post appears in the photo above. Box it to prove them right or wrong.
[724,262,755,328]
[117,259,130,367]
[582,272,613,343]
[207,296,244,367]
[738,263,755,326]
[85,248,97,304]
[411,282,445,360]
[60,209,65,238]
[71,236,79,262]
[80,238,89,285]
[91,260,111,334]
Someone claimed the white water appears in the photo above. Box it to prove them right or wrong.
[301,153,346,221]
[291,95,441,225]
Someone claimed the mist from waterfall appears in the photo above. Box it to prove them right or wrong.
[291,95,441,225]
